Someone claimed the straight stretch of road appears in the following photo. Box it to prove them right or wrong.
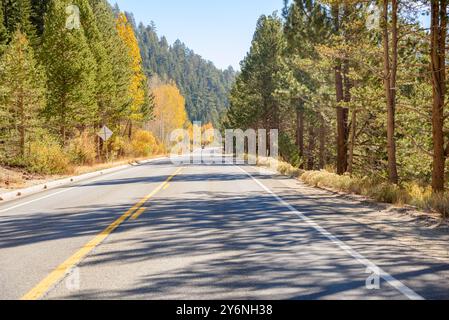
[1,153,449,300]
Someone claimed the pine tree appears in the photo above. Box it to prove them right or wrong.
[30,0,50,37]
[0,29,45,159]
[430,0,447,192]
[0,0,8,52]
[381,0,399,184]
[228,14,288,130]
[141,76,155,121]
[89,0,133,130]
[283,0,331,167]
[41,0,97,142]
[2,0,36,44]
[74,0,116,131]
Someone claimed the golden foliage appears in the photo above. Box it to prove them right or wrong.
[27,137,71,175]
[131,130,165,157]
[151,83,189,142]
[116,13,145,121]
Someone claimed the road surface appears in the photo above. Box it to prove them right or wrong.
[1,154,448,300]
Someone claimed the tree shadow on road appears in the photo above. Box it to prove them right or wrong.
[2,166,449,300]
[54,189,449,300]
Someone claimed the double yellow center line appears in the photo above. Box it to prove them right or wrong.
[21,167,183,300]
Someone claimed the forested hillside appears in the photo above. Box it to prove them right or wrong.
[224,0,449,216]
[131,15,236,125]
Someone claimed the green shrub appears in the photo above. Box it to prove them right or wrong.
[279,132,302,168]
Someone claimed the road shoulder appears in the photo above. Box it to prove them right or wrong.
[249,165,449,264]
[0,156,167,204]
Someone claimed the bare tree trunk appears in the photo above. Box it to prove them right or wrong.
[18,90,25,158]
[319,115,326,169]
[430,0,447,192]
[128,121,133,139]
[59,92,68,145]
[296,106,305,167]
[307,121,316,170]
[336,63,348,174]
[60,125,66,144]
[348,109,357,174]
[273,103,280,131]
[382,0,399,184]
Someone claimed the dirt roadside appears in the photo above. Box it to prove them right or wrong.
[0,155,167,193]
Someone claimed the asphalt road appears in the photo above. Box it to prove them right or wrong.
[1,153,448,300]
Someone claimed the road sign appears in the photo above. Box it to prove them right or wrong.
[97,125,113,142]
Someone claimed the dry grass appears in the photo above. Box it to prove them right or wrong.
[254,157,449,218]
[300,170,449,218]
[257,157,305,177]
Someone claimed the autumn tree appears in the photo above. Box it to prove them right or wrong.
[150,82,189,143]
[136,17,235,126]
[116,12,150,137]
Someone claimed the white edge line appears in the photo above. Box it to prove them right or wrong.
[0,157,168,214]
[237,165,425,301]
[0,188,76,214]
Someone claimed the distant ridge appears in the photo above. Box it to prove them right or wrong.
[125,12,236,126]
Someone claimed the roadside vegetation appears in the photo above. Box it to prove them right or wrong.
[0,0,218,188]
[258,157,449,218]
[224,1,449,218]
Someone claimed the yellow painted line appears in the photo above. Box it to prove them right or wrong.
[21,167,183,300]
[131,206,147,221]
[130,168,180,220]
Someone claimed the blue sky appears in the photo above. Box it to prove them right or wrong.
[108,0,283,70]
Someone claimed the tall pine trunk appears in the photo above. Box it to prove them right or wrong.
[333,4,349,175]
[307,121,315,170]
[336,63,348,174]
[382,0,399,184]
[348,110,357,174]
[319,115,326,169]
[296,105,305,168]
[19,89,25,158]
[430,0,447,192]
